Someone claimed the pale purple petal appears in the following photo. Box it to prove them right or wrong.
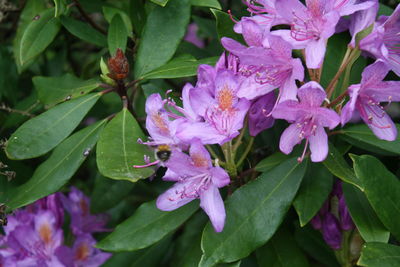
[270,30,309,49]
[335,0,376,16]
[165,150,201,177]
[237,76,277,100]
[272,100,304,122]
[341,85,360,125]
[279,77,298,102]
[241,17,265,46]
[279,123,303,154]
[196,64,216,95]
[305,39,327,69]
[349,0,378,47]
[200,185,226,232]
[189,87,215,117]
[315,107,340,129]
[309,126,329,162]
[156,182,195,211]
[297,81,326,107]
[210,167,230,188]
[182,83,200,121]
[248,93,276,136]
[361,103,397,141]
[189,140,212,169]
[229,98,251,134]
[365,81,400,102]
[176,121,228,145]
[360,60,390,86]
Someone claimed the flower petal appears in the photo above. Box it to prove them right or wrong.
[210,166,230,188]
[189,140,212,169]
[156,182,195,211]
[200,185,226,232]
[305,39,327,69]
[360,60,390,87]
[315,107,340,129]
[297,81,326,107]
[279,123,303,155]
[360,102,397,141]
[309,126,328,162]
[176,121,228,145]
[341,85,360,125]
[272,100,304,122]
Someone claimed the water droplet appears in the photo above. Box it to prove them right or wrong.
[65,95,72,101]
[83,148,91,157]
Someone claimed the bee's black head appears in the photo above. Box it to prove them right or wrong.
[156,150,171,162]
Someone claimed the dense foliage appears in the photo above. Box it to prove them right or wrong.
[1,0,400,266]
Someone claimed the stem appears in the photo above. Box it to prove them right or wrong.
[327,90,348,108]
[72,0,106,35]
[206,145,223,163]
[236,137,254,167]
[0,103,35,117]
[233,116,248,152]
[222,142,237,178]
[326,47,353,99]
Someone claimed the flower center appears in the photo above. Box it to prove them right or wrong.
[217,86,235,111]
[191,153,209,168]
[239,64,291,87]
[290,11,321,41]
[39,223,52,245]
[151,112,170,134]
[75,242,90,261]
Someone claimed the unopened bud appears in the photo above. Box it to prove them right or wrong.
[107,48,129,80]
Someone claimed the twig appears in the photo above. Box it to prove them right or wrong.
[236,137,254,167]
[0,103,34,117]
[72,0,106,35]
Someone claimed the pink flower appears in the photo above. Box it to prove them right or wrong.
[272,81,340,162]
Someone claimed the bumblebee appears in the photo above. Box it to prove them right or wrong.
[0,203,7,226]
[156,145,171,162]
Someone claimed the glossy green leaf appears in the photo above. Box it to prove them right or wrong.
[108,14,128,55]
[358,242,400,267]
[293,163,333,226]
[352,154,400,241]
[6,93,101,160]
[255,152,291,172]
[340,124,400,156]
[96,108,154,181]
[134,0,190,78]
[200,158,307,266]
[294,225,339,267]
[33,73,99,106]
[102,235,172,267]
[60,16,107,47]
[91,175,135,213]
[128,0,146,36]
[190,0,221,9]
[342,183,389,243]
[19,8,61,66]
[53,0,66,17]
[322,143,363,190]
[96,200,198,251]
[256,229,309,267]
[142,56,219,79]
[378,3,394,16]
[149,0,170,6]
[210,9,243,42]
[103,6,133,37]
[6,120,106,210]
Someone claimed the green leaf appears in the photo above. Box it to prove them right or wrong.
[149,0,170,6]
[340,124,400,156]
[128,0,146,36]
[60,16,107,47]
[322,143,363,190]
[96,108,154,181]
[294,225,339,267]
[53,0,66,17]
[6,93,101,160]
[342,183,389,243]
[210,9,243,42]
[108,14,128,55]
[352,154,400,241]
[96,200,198,251]
[134,0,190,78]
[256,229,309,267]
[102,235,173,267]
[200,158,307,266]
[293,163,333,227]
[103,6,133,37]
[33,73,99,106]
[358,242,400,267]
[378,3,393,16]
[13,0,46,72]
[255,152,291,172]
[19,8,61,66]
[142,56,219,79]
[91,175,135,213]
[6,120,106,210]
[190,0,221,9]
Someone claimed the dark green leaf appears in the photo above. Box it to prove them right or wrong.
[53,0,66,17]
[210,9,243,42]
[103,6,133,37]
[60,16,107,47]
[294,225,339,267]
[33,73,99,106]
[6,93,101,160]
[134,0,190,78]
[342,183,389,243]
[255,152,290,172]
[293,163,333,226]
[340,124,400,156]
[322,143,363,190]
[190,0,221,9]
[91,175,135,213]
[96,200,198,251]
[378,4,393,16]
[108,14,128,55]
[129,0,146,36]
[142,56,219,79]
[352,154,400,241]
[19,8,61,66]
[256,229,309,267]
[200,158,307,266]
[96,108,154,181]
[358,242,400,267]
[149,0,170,7]
[6,120,106,210]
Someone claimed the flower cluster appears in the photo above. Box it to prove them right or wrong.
[311,181,354,250]
[136,0,400,232]
[0,188,111,267]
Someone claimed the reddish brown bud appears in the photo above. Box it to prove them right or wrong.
[107,48,129,80]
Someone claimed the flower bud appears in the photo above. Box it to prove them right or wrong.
[322,213,342,250]
[107,48,129,80]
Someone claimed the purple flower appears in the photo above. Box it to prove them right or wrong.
[348,0,379,47]
[184,23,205,48]
[272,82,340,162]
[360,5,400,76]
[322,213,342,250]
[33,192,65,228]
[156,140,230,232]
[248,92,276,136]
[62,187,109,235]
[177,56,251,145]
[56,234,111,267]
[222,35,304,103]
[341,60,400,141]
